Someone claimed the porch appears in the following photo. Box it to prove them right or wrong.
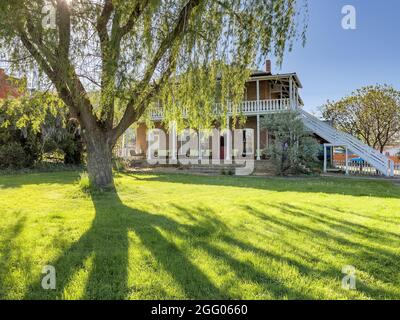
[145,74,302,161]
[123,114,271,163]
[151,73,302,120]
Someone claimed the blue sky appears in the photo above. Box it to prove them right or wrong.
[266,0,400,115]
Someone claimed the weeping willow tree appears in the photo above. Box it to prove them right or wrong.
[0,0,307,187]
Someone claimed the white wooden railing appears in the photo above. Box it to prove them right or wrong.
[150,98,291,120]
[333,159,400,176]
[299,109,393,177]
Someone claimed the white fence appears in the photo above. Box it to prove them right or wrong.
[333,159,400,176]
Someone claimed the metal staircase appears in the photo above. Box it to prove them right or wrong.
[299,109,393,177]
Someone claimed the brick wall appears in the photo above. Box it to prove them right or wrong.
[0,69,24,99]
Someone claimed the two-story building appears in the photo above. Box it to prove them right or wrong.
[118,61,395,177]
[130,61,302,161]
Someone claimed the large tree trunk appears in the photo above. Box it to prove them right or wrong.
[85,131,114,188]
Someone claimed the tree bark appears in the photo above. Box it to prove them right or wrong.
[84,130,114,188]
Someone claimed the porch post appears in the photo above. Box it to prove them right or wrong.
[345,146,349,175]
[198,129,202,162]
[226,115,231,161]
[256,114,261,160]
[147,129,151,161]
[390,160,394,177]
[172,126,176,160]
[121,132,126,157]
[256,80,260,111]
[323,144,327,173]
[170,121,177,163]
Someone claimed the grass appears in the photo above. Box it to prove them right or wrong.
[0,171,399,300]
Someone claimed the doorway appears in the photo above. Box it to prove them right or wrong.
[220,136,225,160]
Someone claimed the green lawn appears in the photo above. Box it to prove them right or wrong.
[0,171,399,299]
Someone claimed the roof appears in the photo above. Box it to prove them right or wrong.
[249,71,303,88]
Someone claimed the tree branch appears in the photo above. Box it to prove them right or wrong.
[96,0,114,45]
[56,0,71,59]
[111,0,202,143]
[119,0,150,37]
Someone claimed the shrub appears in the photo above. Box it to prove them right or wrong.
[0,119,41,168]
[262,110,320,175]
[0,142,29,168]
[0,93,84,169]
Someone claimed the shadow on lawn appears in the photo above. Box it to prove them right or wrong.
[17,182,399,299]
[0,171,80,189]
[22,189,312,299]
[130,173,400,199]
[245,203,400,298]
[2,171,398,299]
[0,215,27,298]
[23,190,219,299]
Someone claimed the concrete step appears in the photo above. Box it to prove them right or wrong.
[130,159,277,175]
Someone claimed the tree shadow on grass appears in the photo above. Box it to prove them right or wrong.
[169,204,314,299]
[0,171,80,189]
[23,189,227,299]
[4,171,398,299]
[0,215,27,299]
[130,172,400,199]
[243,203,400,299]
[20,188,323,300]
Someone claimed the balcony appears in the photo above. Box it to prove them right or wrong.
[150,98,293,120]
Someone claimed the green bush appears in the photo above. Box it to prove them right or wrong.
[0,142,29,168]
[262,110,320,175]
[0,93,84,169]
[0,120,41,168]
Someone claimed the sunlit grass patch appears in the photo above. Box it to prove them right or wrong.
[0,171,399,299]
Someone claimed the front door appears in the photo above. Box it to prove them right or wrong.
[220,136,225,160]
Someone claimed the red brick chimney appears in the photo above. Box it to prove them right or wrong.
[265,60,272,74]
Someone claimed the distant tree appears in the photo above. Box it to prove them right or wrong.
[261,110,320,175]
[0,0,307,187]
[322,85,400,153]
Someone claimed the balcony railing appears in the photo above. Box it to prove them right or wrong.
[150,98,292,120]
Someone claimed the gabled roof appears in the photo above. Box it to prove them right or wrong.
[249,71,303,89]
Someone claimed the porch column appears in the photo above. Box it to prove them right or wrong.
[198,129,202,162]
[172,128,176,160]
[256,80,260,112]
[226,115,231,161]
[323,144,327,173]
[147,129,151,161]
[256,114,261,160]
[390,160,394,177]
[121,133,126,157]
[169,121,177,164]
[345,146,349,175]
